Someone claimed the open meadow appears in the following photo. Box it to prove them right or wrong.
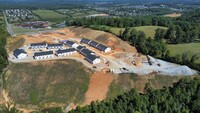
[90,25,168,38]
[167,43,200,63]
[33,10,67,19]
[134,26,168,38]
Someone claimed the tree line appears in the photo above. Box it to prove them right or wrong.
[121,27,200,72]
[66,8,200,44]
[69,77,200,113]
[66,8,200,71]
[121,27,167,58]
[0,24,8,73]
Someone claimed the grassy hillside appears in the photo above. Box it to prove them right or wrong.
[11,25,38,34]
[0,11,4,24]
[167,43,200,63]
[106,74,194,100]
[33,10,67,19]
[6,60,92,108]
[90,25,167,38]
[134,26,168,38]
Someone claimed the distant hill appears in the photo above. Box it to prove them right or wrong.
[1,0,200,3]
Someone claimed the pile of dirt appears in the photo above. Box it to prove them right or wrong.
[6,36,25,53]
[84,72,115,105]
[127,57,198,76]
[162,66,198,76]
[95,33,137,53]
[69,27,137,53]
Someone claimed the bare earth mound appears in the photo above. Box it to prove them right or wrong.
[84,72,115,105]
[69,27,137,53]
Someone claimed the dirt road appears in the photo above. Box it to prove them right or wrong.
[3,11,15,36]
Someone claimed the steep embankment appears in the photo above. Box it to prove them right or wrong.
[6,60,92,109]
[84,72,115,105]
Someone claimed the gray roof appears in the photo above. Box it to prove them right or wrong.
[47,43,63,47]
[13,49,26,57]
[81,38,90,44]
[56,48,76,54]
[30,42,47,47]
[34,51,53,57]
[89,41,99,47]
[65,40,75,47]
[80,48,95,56]
[85,55,99,64]
[96,44,108,51]
[81,38,109,51]
[77,46,86,51]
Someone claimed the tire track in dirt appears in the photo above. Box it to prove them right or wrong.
[84,72,115,105]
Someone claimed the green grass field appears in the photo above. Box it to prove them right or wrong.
[90,25,168,38]
[11,24,58,35]
[106,74,184,100]
[134,26,168,38]
[167,43,200,63]
[12,25,38,34]
[33,10,67,19]
[6,60,92,107]
[0,16,4,24]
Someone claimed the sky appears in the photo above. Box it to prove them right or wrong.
[0,0,199,3]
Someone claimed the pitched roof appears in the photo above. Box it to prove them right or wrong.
[13,49,26,56]
[47,43,63,47]
[81,38,90,44]
[89,41,99,47]
[64,40,75,47]
[77,46,86,51]
[96,44,108,51]
[56,48,76,54]
[30,42,47,46]
[34,51,53,56]
[80,48,95,56]
[85,55,99,63]
[81,38,110,51]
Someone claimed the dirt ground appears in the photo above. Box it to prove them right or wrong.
[84,72,115,105]
[7,27,137,54]
[164,13,182,18]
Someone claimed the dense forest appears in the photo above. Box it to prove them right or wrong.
[69,77,200,113]
[0,23,8,73]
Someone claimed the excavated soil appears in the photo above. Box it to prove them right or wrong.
[84,72,115,105]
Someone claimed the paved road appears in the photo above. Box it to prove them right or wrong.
[3,10,15,36]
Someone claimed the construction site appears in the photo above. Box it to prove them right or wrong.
[7,27,198,76]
